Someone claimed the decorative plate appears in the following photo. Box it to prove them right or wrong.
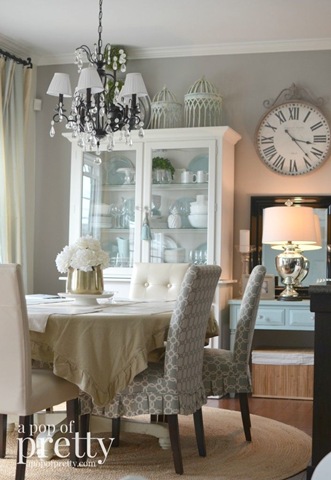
[106,156,135,185]
[188,154,209,173]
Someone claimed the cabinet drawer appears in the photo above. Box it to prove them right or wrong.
[256,308,286,327]
[288,309,315,329]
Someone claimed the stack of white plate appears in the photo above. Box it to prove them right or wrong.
[164,248,186,263]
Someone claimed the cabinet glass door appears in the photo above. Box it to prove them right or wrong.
[143,141,216,265]
[81,148,140,270]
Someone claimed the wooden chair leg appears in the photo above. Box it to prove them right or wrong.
[151,414,167,423]
[193,408,206,457]
[112,418,121,447]
[15,415,32,480]
[67,398,79,467]
[0,414,7,458]
[239,392,252,441]
[79,413,90,462]
[167,414,183,475]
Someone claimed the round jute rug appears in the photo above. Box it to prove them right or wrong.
[0,407,311,480]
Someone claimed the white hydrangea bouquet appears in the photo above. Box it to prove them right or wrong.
[55,235,110,273]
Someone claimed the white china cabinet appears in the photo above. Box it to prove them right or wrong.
[65,127,241,347]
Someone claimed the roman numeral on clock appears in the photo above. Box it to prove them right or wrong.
[260,136,274,144]
[263,145,277,160]
[275,111,286,124]
[311,147,324,158]
[289,107,299,120]
[311,121,323,131]
[314,135,327,143]
[289,160,298,173]
[273,155,285,170]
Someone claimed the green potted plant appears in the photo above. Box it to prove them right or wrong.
[152,157,175,183]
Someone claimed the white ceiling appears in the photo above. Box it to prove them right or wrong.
[1,0,331,66]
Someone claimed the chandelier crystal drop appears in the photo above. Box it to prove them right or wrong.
[47,0,149,154]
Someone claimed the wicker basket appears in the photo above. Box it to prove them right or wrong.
[151,85,183,129]
[184,76,222,127]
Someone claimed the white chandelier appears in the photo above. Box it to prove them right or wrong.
[47,0,149,153]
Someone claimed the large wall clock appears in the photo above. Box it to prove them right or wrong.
[255,99,331,176]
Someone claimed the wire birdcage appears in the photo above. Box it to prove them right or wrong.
[151,85,183,129]
[184,76,222,127]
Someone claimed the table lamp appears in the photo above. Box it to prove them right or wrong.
[271,214,322,287]
[262,200,317,300]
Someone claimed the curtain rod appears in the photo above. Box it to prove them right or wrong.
[0,48,33,69]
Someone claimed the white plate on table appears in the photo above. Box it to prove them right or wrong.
[58,292,114,305]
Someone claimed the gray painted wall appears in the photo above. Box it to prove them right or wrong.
[34,50,331,301]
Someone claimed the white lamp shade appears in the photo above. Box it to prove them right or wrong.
[47,73,72,97]
[272,214,322,251]
[120,73,148,98]
[262,206,317,245]
[76,67,104,94]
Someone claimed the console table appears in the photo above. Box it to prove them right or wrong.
[228,299,314,350]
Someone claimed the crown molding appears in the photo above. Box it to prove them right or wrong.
[0,34,31,59]
[2,34,331,67]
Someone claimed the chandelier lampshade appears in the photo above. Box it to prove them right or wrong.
[47,73,72,97]
[76,67,104,94]
[47,0,149,153]
[120,73,148,98]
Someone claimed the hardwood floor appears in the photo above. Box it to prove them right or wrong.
[207,395,313,436]
[207,395,313,479]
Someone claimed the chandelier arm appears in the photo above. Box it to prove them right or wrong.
[76,45,97,66]
[52,111,69,124]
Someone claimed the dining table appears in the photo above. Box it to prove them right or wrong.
[27,294,219,459]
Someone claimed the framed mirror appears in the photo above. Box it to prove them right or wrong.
[250,195,331,297]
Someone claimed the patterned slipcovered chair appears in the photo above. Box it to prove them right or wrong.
[203,265,266,441]
[80,264,221,475]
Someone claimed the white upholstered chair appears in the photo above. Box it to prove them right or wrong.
[80,264,221,474]
[0,264,80,480]
[129,262,190,301]
[202,265,266,441]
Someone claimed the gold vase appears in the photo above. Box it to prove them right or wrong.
[66,266,104,294]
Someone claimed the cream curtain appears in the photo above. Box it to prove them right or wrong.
[0,58,33,286]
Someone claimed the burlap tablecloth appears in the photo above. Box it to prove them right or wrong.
[29,301,218,406]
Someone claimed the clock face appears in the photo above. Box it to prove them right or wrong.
[255,101,331,175]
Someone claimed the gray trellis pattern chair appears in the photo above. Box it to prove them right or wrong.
[203,264,266,441]
[80,264,221,475]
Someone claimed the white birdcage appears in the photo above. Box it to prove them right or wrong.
[184,76,222,127]
[151,86,183,129]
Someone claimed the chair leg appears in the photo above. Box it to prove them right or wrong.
[15,415,32,480]
[0,414,7,458]
[151,414,167,423]
[167,414,183,475]
[239,392,252,441]
[66,398,79,467]
[112,418,121,447]
[79,413,90,462]
[193,408,206,457]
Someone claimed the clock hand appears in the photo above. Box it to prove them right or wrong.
[284,130,313,159]
[294,139,312,144]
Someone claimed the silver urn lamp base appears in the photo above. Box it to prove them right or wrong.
[275,243,306,301]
